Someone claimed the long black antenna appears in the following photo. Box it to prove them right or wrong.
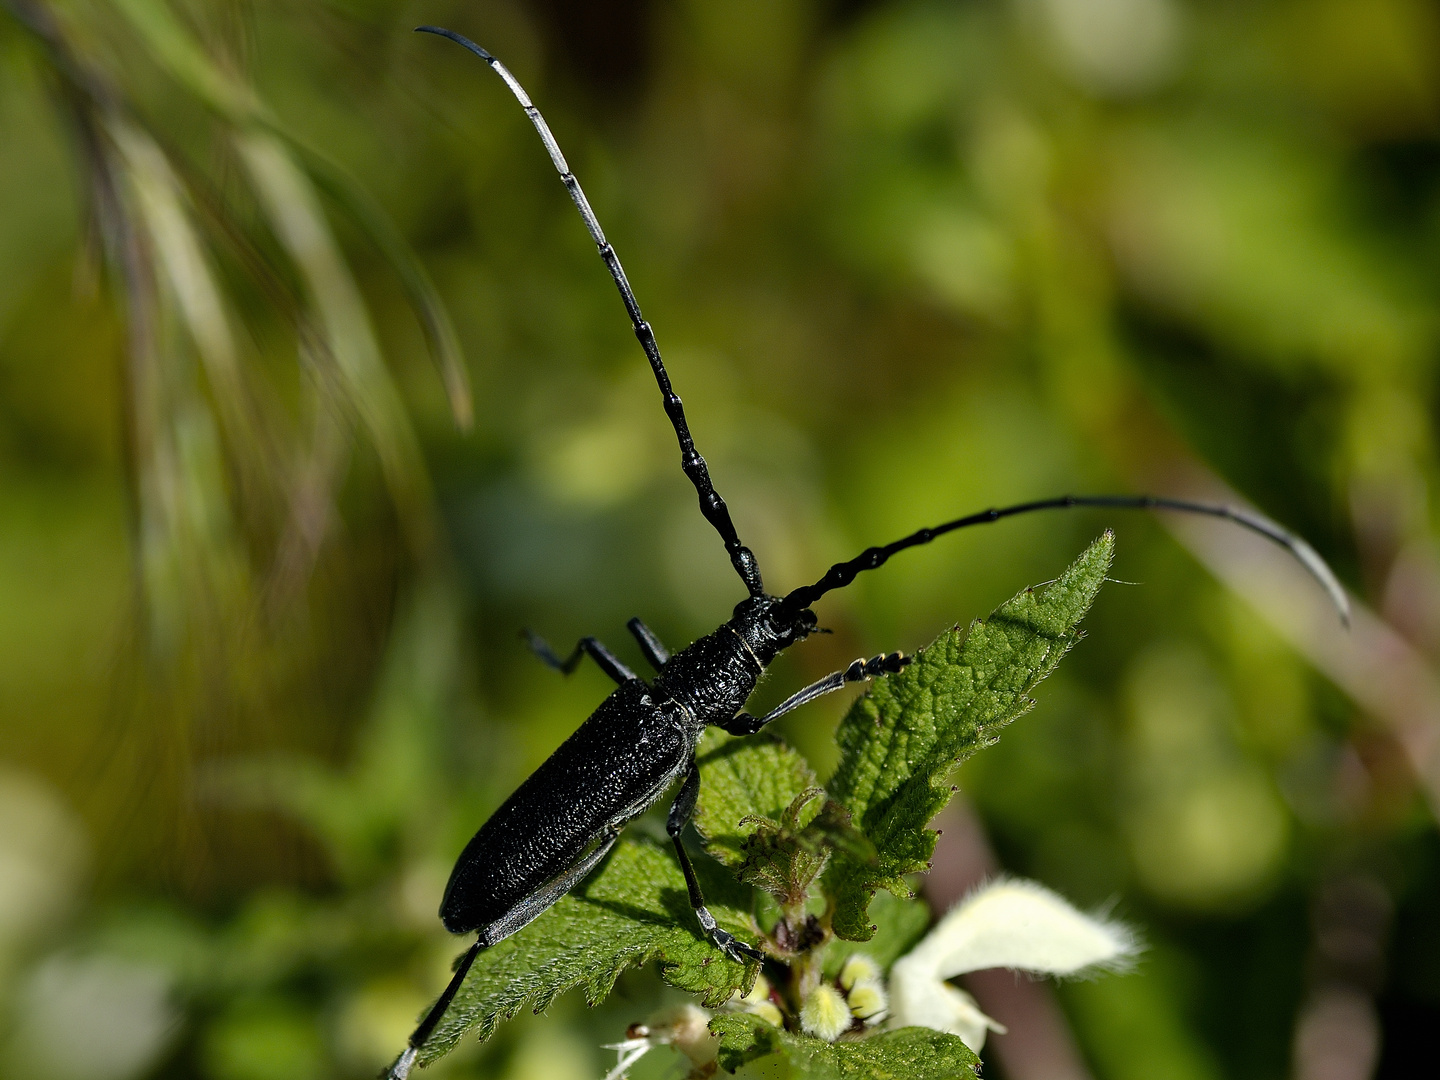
[416,26,764,597]
[780,494,1350,624]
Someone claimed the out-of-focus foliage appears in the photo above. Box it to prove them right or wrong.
[1,1,1438,1079]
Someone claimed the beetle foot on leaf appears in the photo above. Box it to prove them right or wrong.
[711,928,764,964]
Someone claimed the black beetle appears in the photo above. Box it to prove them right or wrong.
[388,27,1348,1078]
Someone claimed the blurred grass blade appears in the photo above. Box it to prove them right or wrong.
[102,116,253,650]
[106,118,256,458]
[295,150,472,429]
[107,0,261,120]
[108,0,472,427]
[236,131,433,551]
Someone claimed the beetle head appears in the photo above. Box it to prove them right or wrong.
[729,595,817,665]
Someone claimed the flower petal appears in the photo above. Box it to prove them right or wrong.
[888,966,1004,1051]
[905,878,1138,979]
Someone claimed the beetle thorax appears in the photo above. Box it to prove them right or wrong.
[651,597,816,726]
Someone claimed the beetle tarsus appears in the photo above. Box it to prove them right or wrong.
[667,763,762,962]
[692,896,764,962]
[712,926,765,964]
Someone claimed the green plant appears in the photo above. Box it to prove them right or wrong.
[410,533,1115,1078]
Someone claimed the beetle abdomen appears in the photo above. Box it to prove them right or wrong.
[438,682,692,935]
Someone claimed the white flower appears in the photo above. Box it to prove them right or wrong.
[892,978,1005,1050]
[733,973,784,1027]
[888,878,1138,1051]
[601,1004,715,1080]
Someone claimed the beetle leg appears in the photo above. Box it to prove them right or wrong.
[626,617,671,669]
[667,762,764,963]
[523,630,638,684]
[387,828,626,1080]
[387,938,483,1080]
[718,652,910,735]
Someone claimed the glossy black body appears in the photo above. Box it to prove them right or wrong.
[439,682,691,933]
[438,597,809,937]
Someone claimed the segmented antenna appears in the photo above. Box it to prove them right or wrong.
[416,26,764,597]
[780,494,1350,625]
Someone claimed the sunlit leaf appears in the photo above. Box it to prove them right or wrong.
[419,837,757,1064]
[694,730,816,869]
[825,534,1114,940]
[710,1014,978,1079]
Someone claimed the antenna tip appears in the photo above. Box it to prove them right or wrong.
[412,26,495,62]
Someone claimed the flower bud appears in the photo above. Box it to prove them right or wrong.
[800,984,851,1042]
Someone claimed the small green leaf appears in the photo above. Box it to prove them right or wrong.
[695,730,817,869]
[711,1014,978,1078]
[825,534,1114,940]
[733,787,829,907]
[419,837,756,1065]
[696,732,873,922]
[823,891,931,978]
[735,791,874,914]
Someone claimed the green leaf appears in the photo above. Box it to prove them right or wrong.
[824,533,1114,940]
[735,791,873,912]
[419,837,757,1065]
[711,1015,978,1079]
[823,891,931,978]
[734,787,830,907]
[696,732,872,925]
[694,730,817,870]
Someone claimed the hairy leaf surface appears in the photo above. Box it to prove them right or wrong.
[419,837,756,1063]
[825,534,1113,939]
[711,1015,978,1078]
[694,731,816,869]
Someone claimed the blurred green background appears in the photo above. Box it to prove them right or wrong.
[1,1,1438,1078]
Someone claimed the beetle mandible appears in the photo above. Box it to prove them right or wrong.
[388,26,1349,1079]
